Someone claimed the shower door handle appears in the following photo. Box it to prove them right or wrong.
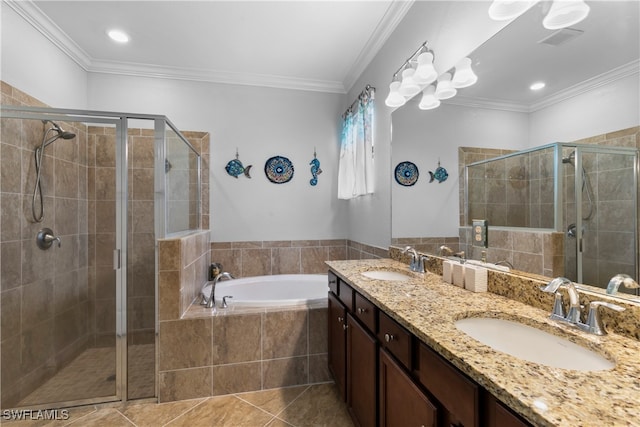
[113,249,121,270]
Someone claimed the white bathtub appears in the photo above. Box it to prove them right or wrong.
[201,274,328,308]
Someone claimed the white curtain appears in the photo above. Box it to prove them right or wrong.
[338,90,374,200]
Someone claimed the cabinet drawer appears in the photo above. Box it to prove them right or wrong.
[378,311,412,370]
[328,271,338,295]
[339,281,354,312]
[354,292,377,333]
[419,343,479,427]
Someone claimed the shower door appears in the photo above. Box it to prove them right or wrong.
[564,146,638,291]
[0,111,127,409]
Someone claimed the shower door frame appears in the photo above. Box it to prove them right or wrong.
[1,105,196,409]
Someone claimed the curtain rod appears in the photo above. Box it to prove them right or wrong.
[342,84,376,119]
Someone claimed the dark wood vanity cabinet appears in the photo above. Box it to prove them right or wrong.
[379,348,438,427]
[347,313,378,427]
[327,270,531,427]
[328,291,347,400]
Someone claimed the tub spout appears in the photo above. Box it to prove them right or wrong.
[205,272,235,308]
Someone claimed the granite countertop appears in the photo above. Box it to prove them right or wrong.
[326,259,640,427]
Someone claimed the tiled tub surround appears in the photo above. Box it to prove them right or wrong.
[159,233,331,402]
[210,239,386,278]
[327,258,640,426]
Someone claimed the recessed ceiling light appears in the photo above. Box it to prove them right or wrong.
[530,82,546,91]
[107,29,130,43]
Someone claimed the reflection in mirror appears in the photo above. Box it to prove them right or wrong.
[390,1,639,303]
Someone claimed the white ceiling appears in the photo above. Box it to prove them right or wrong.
[13,0,413,94]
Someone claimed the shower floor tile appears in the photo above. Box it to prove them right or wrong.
[16,344,155,407]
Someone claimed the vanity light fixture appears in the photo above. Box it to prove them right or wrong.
[384,41,477,110]
[434,73,457,100]
[451,57,478,88]
[488,0,538,21]
[398,66,421,97]
[107,29,130,43]
[385,80,407,108]
[543,0,590,30]
[418,85,440,110]
[488,0,590,30]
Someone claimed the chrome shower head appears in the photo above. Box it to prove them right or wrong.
[562,150,575,165]
[41,120,76,148]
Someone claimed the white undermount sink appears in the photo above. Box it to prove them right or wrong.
[455,317,615,371]
[361,270,412,281]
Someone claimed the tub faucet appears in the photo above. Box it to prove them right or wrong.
[205,272,235,308]
[606,274,639,295]
[540,277,581,324]
[495,260,514,269]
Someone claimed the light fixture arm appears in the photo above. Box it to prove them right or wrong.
[390,41,434,80]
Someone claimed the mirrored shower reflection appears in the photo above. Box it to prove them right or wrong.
[465,142,638,292]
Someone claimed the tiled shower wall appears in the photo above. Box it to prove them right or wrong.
[1,83,92,407]
[566,126,640,286]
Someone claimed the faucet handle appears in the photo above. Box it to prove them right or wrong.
[584,301,625,335]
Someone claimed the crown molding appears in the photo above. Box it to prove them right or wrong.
[445,60,640,113]
[4,0,93,69]
[342,0,414,93]
[9,0,408,94]
[529,59,640,112]
[88,59,347,93]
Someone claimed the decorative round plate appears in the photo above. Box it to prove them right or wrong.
[265,156,294,184]
[394,161,419,186]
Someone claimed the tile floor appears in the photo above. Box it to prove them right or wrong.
[2,383,354,427]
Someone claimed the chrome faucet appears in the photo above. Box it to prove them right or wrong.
[402,246,427,273]
[205,272,234,308]
[606,274,639,295]
[438,245,465,262]
[541,277,626,335]
[540,277,582,324]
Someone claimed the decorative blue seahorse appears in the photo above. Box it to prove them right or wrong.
[309,156,322,186]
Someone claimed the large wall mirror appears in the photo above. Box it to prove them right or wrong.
[391,1,639,302]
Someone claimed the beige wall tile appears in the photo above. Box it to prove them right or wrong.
[212,314,261,364]
[159,318,212,370]
[263,356,308,389]
[211,362,262,396]
[263,310,308,359]
[159,367,212,403]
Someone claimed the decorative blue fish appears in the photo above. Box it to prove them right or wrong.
[309,156,322,186]
[429,161,448,183]
[225,151,252,179]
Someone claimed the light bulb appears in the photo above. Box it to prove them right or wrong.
[414,52,438,85]
[488,0,537,20]
[434,73,457,100]
[452,58,478,88]
[107,29,130,43]
[543,0,590,30]
[418,85,441,110]
[398,68,421,97]
[385,81,407,108]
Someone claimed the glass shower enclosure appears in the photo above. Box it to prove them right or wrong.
[0,105,201,409]
[465,142,639,292]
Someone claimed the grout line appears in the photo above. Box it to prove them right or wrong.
[160,397,211,427]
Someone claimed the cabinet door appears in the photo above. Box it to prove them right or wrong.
[379,349,437,427]
[328,292,347,401]
[484,394,531,427]
[347,314,377,427]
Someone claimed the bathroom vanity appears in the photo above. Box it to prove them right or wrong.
[326,259,640,427]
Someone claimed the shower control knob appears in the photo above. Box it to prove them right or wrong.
[36,228,61,250]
